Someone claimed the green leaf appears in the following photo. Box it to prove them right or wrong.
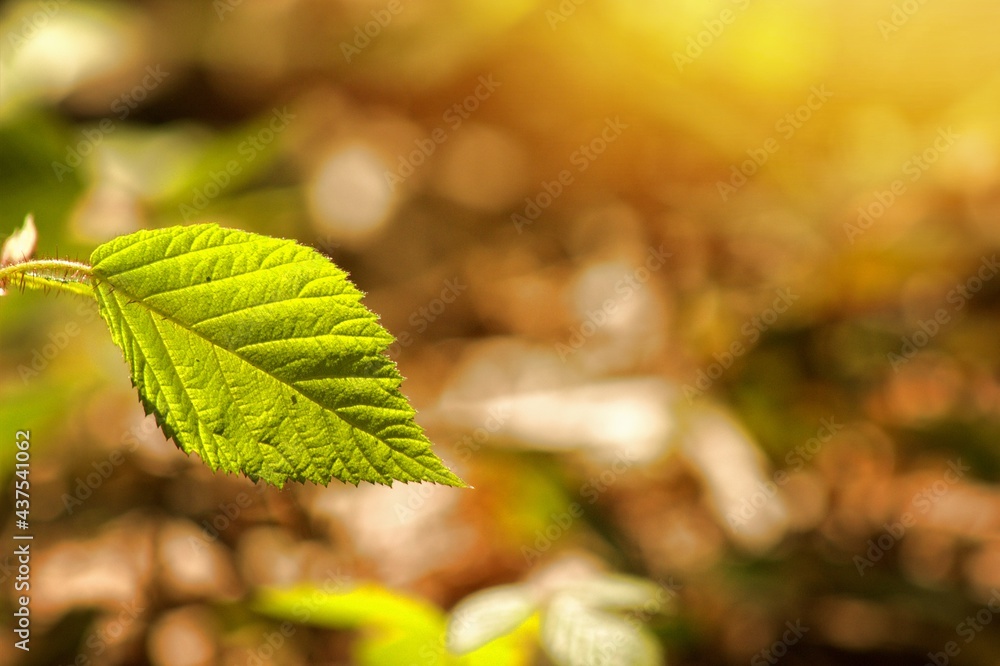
[255,584,537,666]
[256,584,445,633]
[256,584,448,666]
[89,223,464,488]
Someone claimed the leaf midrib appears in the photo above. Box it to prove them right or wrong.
[95,275,439,481]
[106,282,353,481]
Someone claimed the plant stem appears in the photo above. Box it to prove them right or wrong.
[0,259,96,299]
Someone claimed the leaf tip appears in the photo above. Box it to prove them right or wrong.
[435,469,470,489]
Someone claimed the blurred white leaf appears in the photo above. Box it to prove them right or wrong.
[562,575,663,613]
[541,594,661,666]
[681,406,790,551]
[436,341,677,464]
[446,584,536,654]
[1,214,37,266]
[0,214,38,296]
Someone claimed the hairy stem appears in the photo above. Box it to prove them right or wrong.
[0,259,95,299]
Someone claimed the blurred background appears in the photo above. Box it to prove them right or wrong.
[3,0,1000,664]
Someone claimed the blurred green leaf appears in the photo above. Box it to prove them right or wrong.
[255,584,536,666]
[0,113,85,244]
